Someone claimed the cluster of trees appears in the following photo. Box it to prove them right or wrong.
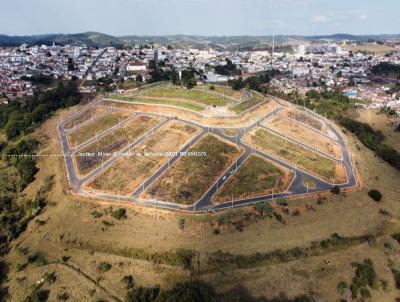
[215,59,241,76]
[228,69,280,92]
[371,62,400,78]
[340,117,400,171]
[1,81,81,140]
[97,76,114,92]
[171,69,197,89]
[125,281,314,302]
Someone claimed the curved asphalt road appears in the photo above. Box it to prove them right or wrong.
[58,95,358,213]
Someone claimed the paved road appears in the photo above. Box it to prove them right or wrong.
[58,95,358,213]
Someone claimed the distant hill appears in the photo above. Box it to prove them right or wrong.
[0,32,399,49]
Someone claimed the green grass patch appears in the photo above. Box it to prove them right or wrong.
[143,86,230,106]
[231,91,265,114]
[113,96,204,112]
[147,135,241,205]
[250,129,337,182]
[68,111,131,147]
[215,155,288,201]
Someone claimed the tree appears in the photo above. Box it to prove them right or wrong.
[67,57,75,71]
[16,157,39,188]
[155,281,216,302]
[368,190,382,202]
[330,186,341,195]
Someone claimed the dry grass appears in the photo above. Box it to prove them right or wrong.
[264,115,342,159]
[74,115,162,176]
[4,103,400,302]
[214,155,294,203]
[64,106,106,130]
[245,128,346,183]
[67,111,132,148]
[143,135,242,205]
[85,121,199,195]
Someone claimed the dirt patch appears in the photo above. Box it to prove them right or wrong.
[213,155,294,203]
[143,134,243,205]
[245,128,346,184]
[67,110,132,148]
[64,106,106,130]
[85,120,200,195]
[74,115,162,176]
[264,115,342,159]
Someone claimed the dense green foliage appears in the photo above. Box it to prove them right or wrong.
[372,62,400,78]
[207,233,373,270]
[228,69,279,92]
[349,259,377,300]
[0,81,81,140]
[112,208,127,220]
[171,68,197,89]
[215,59,241,76]
[125,281,315,302]
[340,118,400,171]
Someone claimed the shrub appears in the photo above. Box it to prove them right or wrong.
[43,271,57,284]
[209,85,215,91]
[276,197,288,206]
[218,213,230,225]
[368,190,382,202]
[330,186,340,195]
[178,218,185,229]
[121,275,134,289]
[112,208,127,220]
[253,202,273,214]
[98,262,111,273]
[24,286,50,302]
[337,281,348,294]
[57,292,69,301]
[27,252,48,266]
[392,233,400,244]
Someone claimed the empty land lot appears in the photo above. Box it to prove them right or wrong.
[214,155,294,203]
[74,115,162,176]
[231,91,265,114]
[67,111,132,148]
[245,128,346,184]
[64,106,106,130]
[281,107,324,131]
[112,96,205,112]
[143,134,242,205]
[86,121,199,195]
[264,116,342,159]
[200,84,247,100]
[142,86,230,106]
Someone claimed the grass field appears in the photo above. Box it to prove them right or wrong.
[344,44,396,54]
[144,135,242,205]
[112,96,205,112]
[214,155,294,203]
[231,91,265,114]
[264,116,342,159]
[200,84,247,100]
[64,106,106,130]
[86,121,199,195]
[67,111,132,148]
[74,115,162,176]
[223,129,239,137]
[142,86,230,106]
[246,128,345,183]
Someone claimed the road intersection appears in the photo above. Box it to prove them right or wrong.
[58,94,358,213]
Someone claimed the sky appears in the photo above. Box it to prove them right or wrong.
[1,0,399,36]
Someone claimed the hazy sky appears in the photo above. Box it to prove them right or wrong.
[1,0,399,36]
